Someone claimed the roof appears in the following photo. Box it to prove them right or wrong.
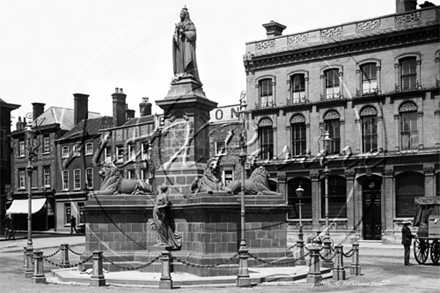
[35,106,101,131]
[59,116,113,140]
[121,115,154,127]
[0,98,21,110]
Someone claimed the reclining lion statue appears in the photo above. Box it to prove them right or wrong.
[190,158,231,194]
[91,162,153,195]
[226,166,279,195]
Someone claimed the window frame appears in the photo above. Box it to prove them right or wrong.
[85,142,93,156]
[288,178,312,220]
[73,169,81,190]
[85,167,93,189]
[290,115,307,156]
[321,175,347,219]
[399,102,418,151]
[400,57,417,91]
[360,63,378,94]
[360,106,378,153]
[215,141,226,155]
[72,144,81,157]
[141,142,150,161]
[324,68,341,99]
[62,170,69,191]
[43,166,51,187]
[290,73,306,103]
[396,172,424,218]
[64,203,71,225]
[19,170,26,189]
[62,146,69,158]
[19,140,25,157]
[42,135,50,153]
[258,118,274,161]
[116,145,124,163]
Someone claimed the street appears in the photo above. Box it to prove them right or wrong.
[1,234,439,292]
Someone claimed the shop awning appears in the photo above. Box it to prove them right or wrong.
[6,198,46,215]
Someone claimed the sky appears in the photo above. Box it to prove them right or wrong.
[2,0,435,126]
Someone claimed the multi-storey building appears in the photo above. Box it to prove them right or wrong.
[10,99,100,231]
[243,0,440,243]
[0,98,20,232]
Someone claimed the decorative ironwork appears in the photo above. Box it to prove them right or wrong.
[321,26,343,39]
[395,12,421,25]
[324,110,340,120]
[360,106,378,116]
[290,114,306,124]
[256,40,276,51]
[287,33,308,45]
[356,19,381,32]
[399,102,418,112]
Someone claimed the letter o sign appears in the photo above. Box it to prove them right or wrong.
[215,109,223,120]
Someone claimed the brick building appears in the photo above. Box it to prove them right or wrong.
[9,100,100,231]
[243,0,440,243]
[0,98,20,231]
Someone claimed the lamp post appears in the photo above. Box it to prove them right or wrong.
[295,184,304,241]
[321,130,332,237]
[24,123,35,249]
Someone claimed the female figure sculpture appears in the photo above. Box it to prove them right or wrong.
[152,184,182,249]
[172,7,201,84]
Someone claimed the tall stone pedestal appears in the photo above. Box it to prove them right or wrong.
[155,77,217,194]
[83,193,295,277]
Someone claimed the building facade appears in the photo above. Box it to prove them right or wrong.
[243,1,440,243]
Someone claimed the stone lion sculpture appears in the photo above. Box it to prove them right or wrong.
[226,166,279,195]
[190,158,231,194]
[91,162,153,195]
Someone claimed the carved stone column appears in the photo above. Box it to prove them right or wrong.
[345,169,356,232]
[377,116,384,151]
[306,123,311,154]
[393,114,400,152]
[383,168,394,237]
[310,170,321,230]
[394,63,400,91]
[340,120,345,152]
[418,111,424,150]
[424,165,435,198]
[273,126,278,160]
[277,173,287,203]
[355,119,361,154]
[376,65,382,92]
[435,110,440,149]
[286,126,291,153]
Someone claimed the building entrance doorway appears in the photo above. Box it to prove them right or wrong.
[362,178,382,240]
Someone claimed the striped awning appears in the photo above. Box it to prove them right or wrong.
[6,198,46,214]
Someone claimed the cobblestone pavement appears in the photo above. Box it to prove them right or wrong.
[1,235,439,292]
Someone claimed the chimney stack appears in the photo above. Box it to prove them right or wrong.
[126,109,135,120]
[112,87,127,127]
[262,20,286,39]
[396,0,418,13]
[139,97,152,117]
[73,93,89,125]
[32,102,45,121]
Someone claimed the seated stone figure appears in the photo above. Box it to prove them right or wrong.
[91,161,153,195]
[227,166,279,196]
[190,158,231,194]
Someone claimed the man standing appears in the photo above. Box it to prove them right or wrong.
[70,215,78,234]
[401,219,415,265]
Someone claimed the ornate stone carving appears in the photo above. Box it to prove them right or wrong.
[356,19,381,32]
[258,118,273,127]
[321,26,343,39]
[310,170,320,180]
[287,33,308,45]
[277,174,287,182]
[395,12,421,26]
[365,167,372,177]
[290,114,306,124]
[324,110,340,120]
[360,106,378,117]
[399,102,418,112]
[256,39,276,51]
[243,52,254,61]
[345,169,355,178]
[435,109,440,116]
[423,166,435,175]
[383,169,394,177]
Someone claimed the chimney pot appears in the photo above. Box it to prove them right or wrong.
[396,0,418,13]
[139,97,152,117]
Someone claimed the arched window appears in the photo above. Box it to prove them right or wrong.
[360,106,378,153]
[400,57,417,90]
[258,118,273,160]
[396,172,424,217]
[399,102,418,150]
[324,110,341,154]
[290,114,306,156]
[85,143,93,155]
[321,176,347,218]
[288,178,312,219]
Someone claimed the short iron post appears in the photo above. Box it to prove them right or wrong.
[321,237,334,268]
[306,246,322,286]
[350,243,361,275]
[236,245,251,287]
[23,246,27,269]
[159,250,172,289]
[24,246,34,278]
[296,238,306,265]
[332,245,346,281]
[60,243,70,266]
[32,251,46,283]
[90,251,105,287]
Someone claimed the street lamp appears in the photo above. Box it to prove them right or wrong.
[321,130,332,237]
[295,184,304,241]
[24,123,35,249]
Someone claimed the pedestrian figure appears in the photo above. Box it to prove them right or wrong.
[401,219,415,265]
[70,215,78,234]
[3,214,15,240]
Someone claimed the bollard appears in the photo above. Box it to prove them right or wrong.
[321,238,334,268]
[307,246,322,285]
[296,239,306,265]
[350,243,361,275]
[90,251,106,287]
[24,247,34,278]
[32,251,46,283]
[332,245,346,281]
[159,250,173,289]
[236,246,251,287]
[60,243,70,266]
